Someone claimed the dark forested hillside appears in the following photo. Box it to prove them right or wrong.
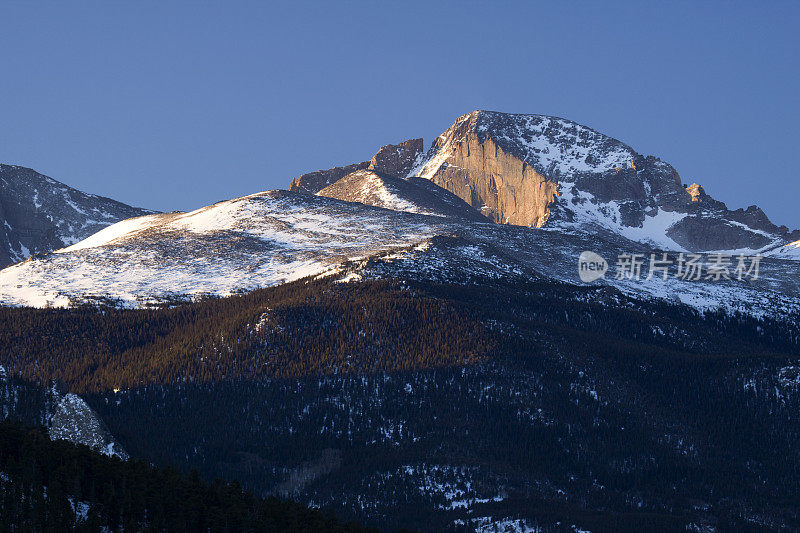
[1,277,798,394]
[0,421,374,532]
[2,277,800,530]
[0,280,496,392]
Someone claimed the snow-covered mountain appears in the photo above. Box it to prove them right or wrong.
[0,164,155,267]
[410,110,799,254]
[0,191,438,307]
[1,188,798,319]
[0,110,798,319]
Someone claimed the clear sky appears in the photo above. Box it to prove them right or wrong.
[2,1,799,228]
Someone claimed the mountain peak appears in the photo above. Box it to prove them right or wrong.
[410,111,796,252]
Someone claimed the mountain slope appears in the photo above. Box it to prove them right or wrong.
[410,111,798,253]
[0,191,438,307]
[0,164,155,267]
[289,138,423,195]
[317,169,488,221]
[0,422,373,532]
[3,279,800,531]
[1,188,798,320]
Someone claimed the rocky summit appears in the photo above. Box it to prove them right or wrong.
[2,110,800,312]
[289,138,424,196]
[317,169,487,221]
[410,110,798,252]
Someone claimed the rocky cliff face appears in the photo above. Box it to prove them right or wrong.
[0,164,155,268]
[48,388,128,459]
[0,369,127,458]
[411,111,797,252]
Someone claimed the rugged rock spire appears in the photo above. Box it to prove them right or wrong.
[289,138,425,196]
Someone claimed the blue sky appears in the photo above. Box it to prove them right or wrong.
[2,1,799,228]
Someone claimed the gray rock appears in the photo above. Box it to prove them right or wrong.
[0,164,155,268]
[289,138,423,196]
[289,161,370,195]
[368,138,424,178]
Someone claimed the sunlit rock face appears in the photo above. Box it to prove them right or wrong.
[411,110,798,252]
[317,169,488,222]
[289,138,424,197]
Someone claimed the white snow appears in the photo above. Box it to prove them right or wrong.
[765,239,800,259]
[61,214,164,252]
[0,191,437,307]
[549,182,688,251]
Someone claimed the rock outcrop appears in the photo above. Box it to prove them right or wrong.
[289,161,370,195]
[289,139,425,196]
[48,389,128,459]
[317,169,488,221]
[0,371,127,458]
[0,164,155,268]
[368,138,424,178]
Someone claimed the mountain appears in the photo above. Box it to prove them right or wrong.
[2,278,799,531]
[2,111,800,531]
[317,169,488,221]
[410,110,799,253]
[0,164,155,268]
[1,188,799,317]
[4,111,798,313]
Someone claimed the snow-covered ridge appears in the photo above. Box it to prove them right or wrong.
[0,187,798,319]
[316,169,487,222]
[765,239,800,259]
[319,170,438,216]
[475,110,636,178]
[0,190,439,308]
[548,182,689,252]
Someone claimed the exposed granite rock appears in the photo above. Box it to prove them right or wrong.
[1,372,127,459]
[48,387,128,459]
[289,161,370,195]
[317,169,488,222]
[0,164,155,268]
[412,110,798,251]
[368,138,424,178]
[686,183,707,202]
